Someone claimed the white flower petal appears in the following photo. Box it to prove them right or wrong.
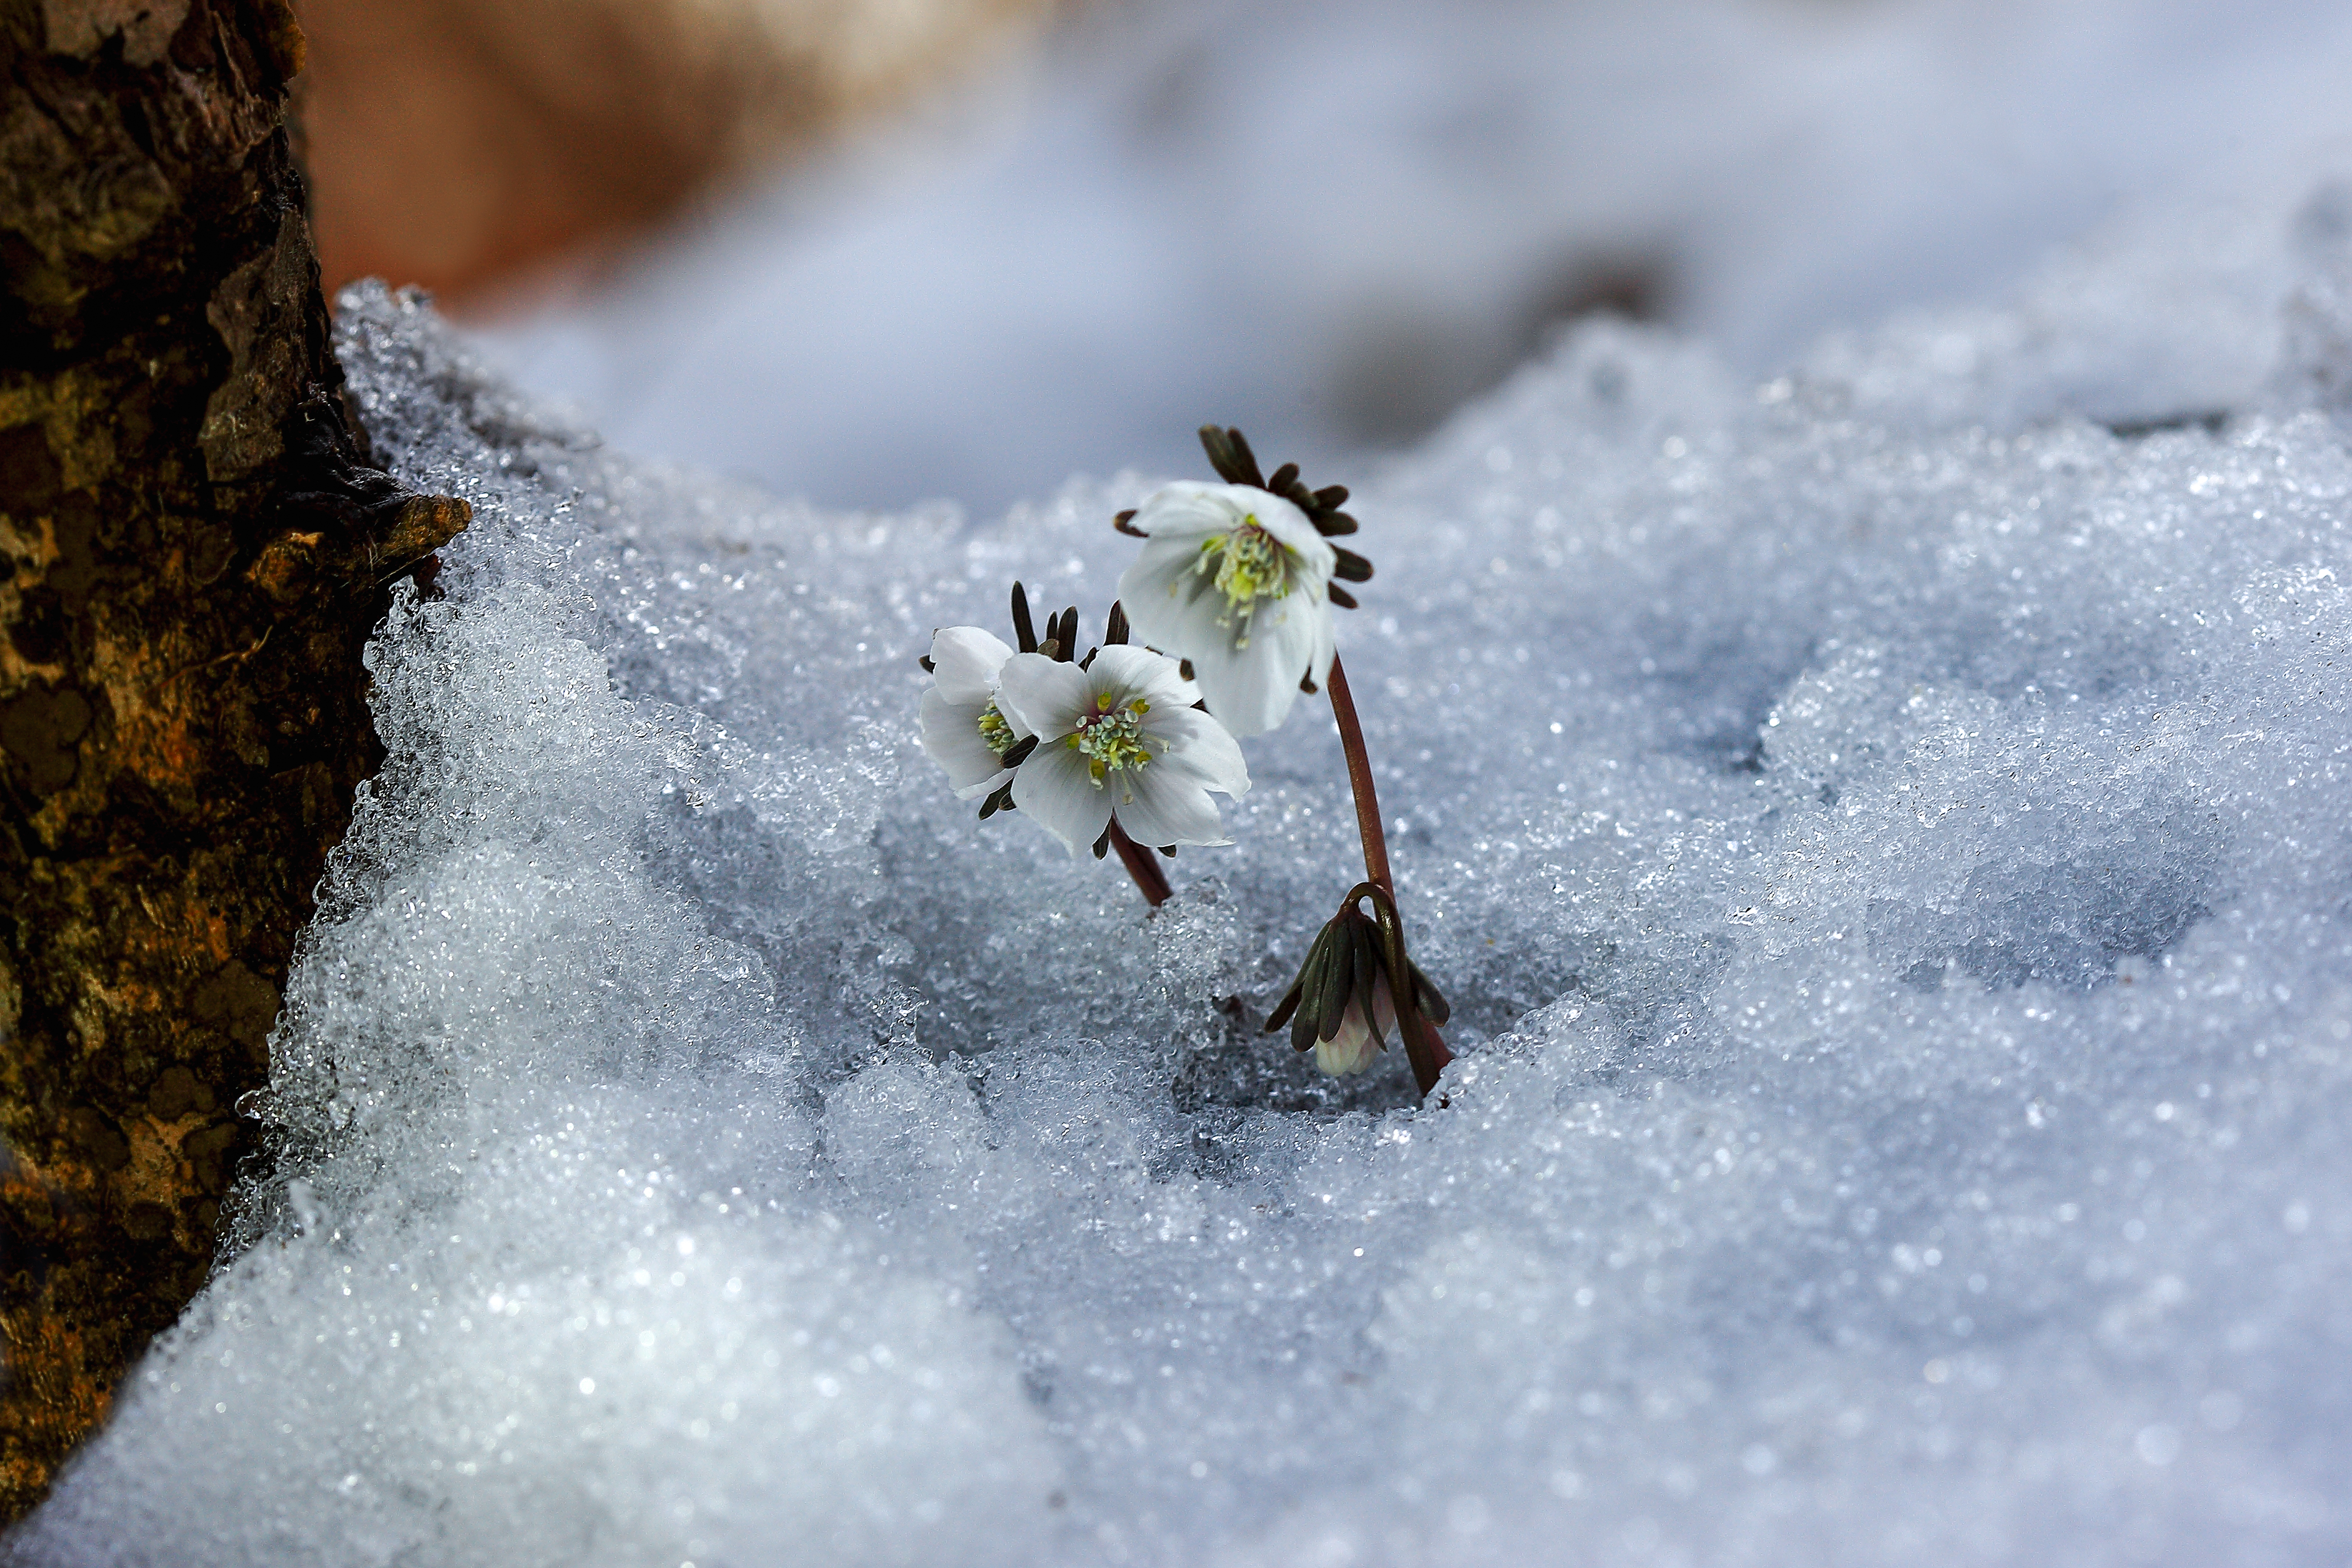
[993,652,1093,738]
[1127,480,1252,543]
[1261,587,1336,696]
[1110,762,1232,846]
[1108,752,1230,849]
[1309,592,1339,693]
[1012,740,1114,856]
[928,626,1014,705]
[1315,1009,1381,1076]
[1147,706,1249,798]
[1119,539,1216,640]
[1314,971,1394,1076]
[1182,622,1309,737]
[919,689,1012,798]
[1120,569,1224,663]
[1086,644,1197,711]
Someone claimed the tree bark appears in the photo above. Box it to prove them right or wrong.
[0,0,463,1520]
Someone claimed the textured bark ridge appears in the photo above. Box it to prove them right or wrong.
[0,0,466,1519]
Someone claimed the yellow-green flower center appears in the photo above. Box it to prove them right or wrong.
[976,700,1018,757]
[1067,697,1154,784]
[1200,520,1292,640]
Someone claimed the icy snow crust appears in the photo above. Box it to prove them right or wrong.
[17,212,2352,1565]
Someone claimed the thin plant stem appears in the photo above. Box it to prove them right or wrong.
[1325,655,1452,1096]
[1108,819,1172,907]
[1324,657,1392,893]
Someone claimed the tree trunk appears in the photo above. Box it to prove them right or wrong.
[0,0,463,1520]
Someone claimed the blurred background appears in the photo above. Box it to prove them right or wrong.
[296,0,2352,515]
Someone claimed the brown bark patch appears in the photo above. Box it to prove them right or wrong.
[0,0,464,1521]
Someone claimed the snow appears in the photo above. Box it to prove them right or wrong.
[12,171,2352,1562]
[16,11,2352,1560]
[467,0,2352,515]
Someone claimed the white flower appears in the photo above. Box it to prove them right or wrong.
[918,626,1027,798]
[993,643,1250,855]
[1116,481,1338,737]
[1316,967,1397,1077]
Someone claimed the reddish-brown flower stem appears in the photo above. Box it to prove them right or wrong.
[1109,819,1172,907]
[1325,655,1452,1097]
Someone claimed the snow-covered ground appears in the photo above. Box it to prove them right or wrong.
[15,4,2352,1565]
[16,164,2352,1562]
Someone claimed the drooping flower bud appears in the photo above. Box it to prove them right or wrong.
[1265,885,1449,1078]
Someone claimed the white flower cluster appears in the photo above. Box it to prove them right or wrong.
[918,432,1438,1089]
[919,479,1339,857]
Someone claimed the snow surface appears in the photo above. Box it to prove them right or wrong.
[16,180,2352,1568]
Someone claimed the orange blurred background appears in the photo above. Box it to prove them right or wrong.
[293,0,1054,304]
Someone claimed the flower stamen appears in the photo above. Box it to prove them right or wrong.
[1068,697,1155,785]
[975,700,1019,757]
[1197,520,1292,647]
